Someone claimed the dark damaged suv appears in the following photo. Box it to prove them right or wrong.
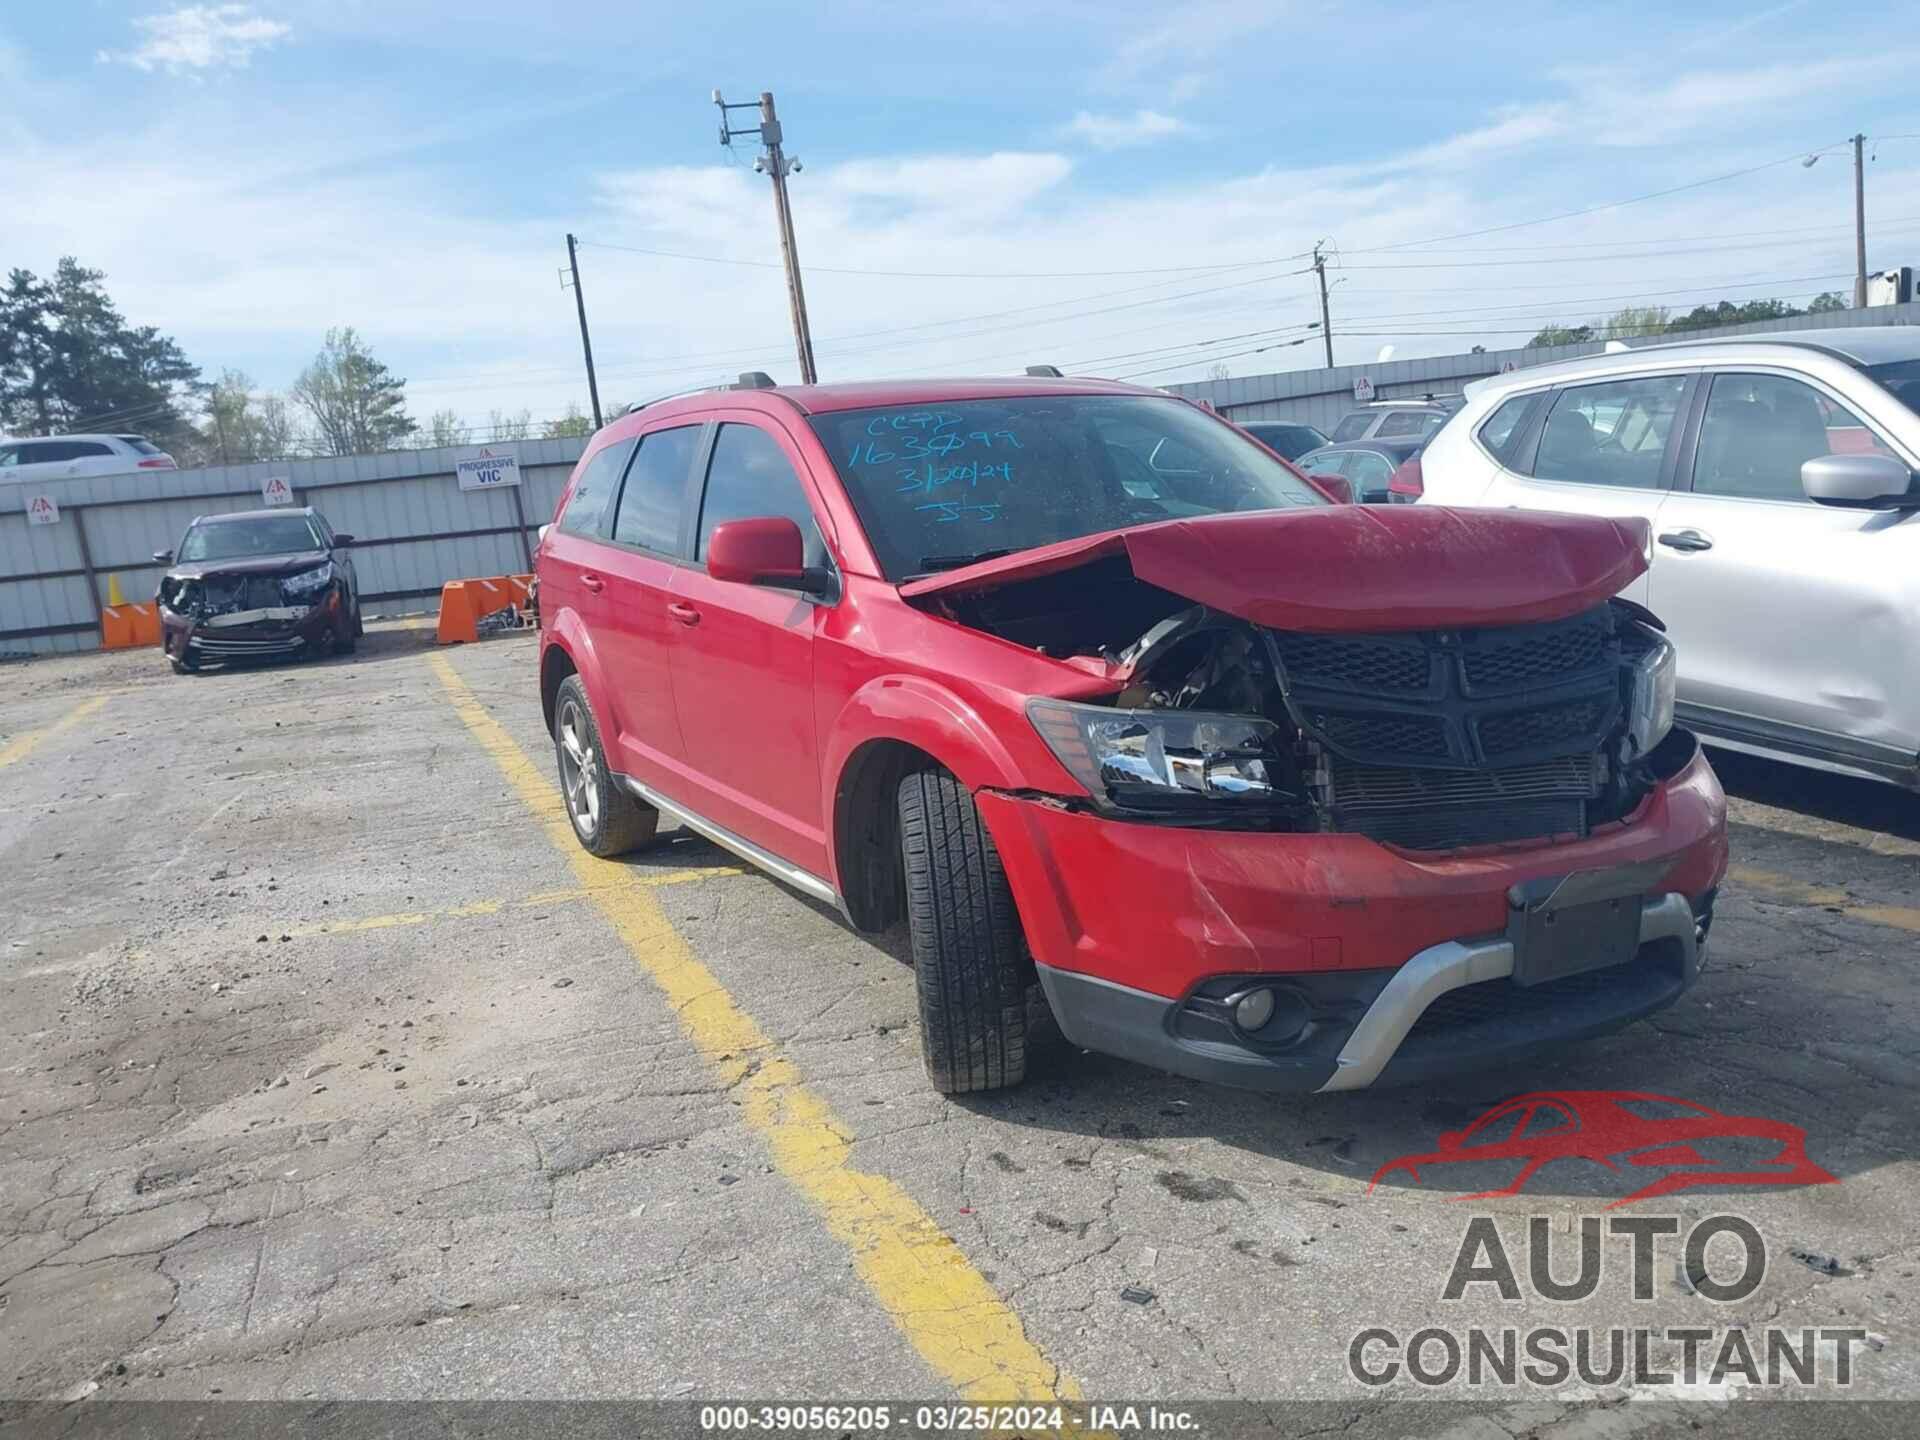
[535,376,1728,1097]
[156,507,362,673]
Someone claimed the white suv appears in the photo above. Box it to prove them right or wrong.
[0,434,178,482]
[1416,328,1920,790]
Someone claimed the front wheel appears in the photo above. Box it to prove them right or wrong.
[897,769,1028,1093]
[553,675,657,857]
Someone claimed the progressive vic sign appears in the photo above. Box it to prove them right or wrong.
[455,448,523,492]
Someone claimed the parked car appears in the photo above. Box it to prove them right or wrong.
[0,434,177,481]
[1238,419,1329,462]
[155,507,361,673]
[1327,395,1463,444]
[536,375,1726,1097]
[1415,328,1920,791]
[1293,438,1424,503]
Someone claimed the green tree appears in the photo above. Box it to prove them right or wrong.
[291,327,415,455]
[542,403,593,439]
[0,258,200,446]
[1807,290,1848,313]
[195,369,298,465]
[1600,305,1670,338]
[427,409,469,448]
[1526,324,1595,347]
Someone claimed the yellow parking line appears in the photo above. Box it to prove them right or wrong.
[1728,865,1920,934]
[430,654,1075,1404]
[0,694,111,771]
[289,869,746,938]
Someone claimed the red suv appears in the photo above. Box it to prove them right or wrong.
[535,376,1727,1096]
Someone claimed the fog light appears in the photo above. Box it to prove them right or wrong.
[1232,987,1277,1032]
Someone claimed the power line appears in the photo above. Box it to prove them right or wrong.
[1348,139,1855,254]
[578,236,1311,280]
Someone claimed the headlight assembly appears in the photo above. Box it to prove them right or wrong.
[1027,698,1292,817]
[1625,625,1676,757]
[281,562,335,597]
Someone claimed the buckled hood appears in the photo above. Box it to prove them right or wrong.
[898,506,1650,632]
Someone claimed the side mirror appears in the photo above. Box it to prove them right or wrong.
[333,532,356,546]
[707,516,822,592]
[1802,453,1915,507]
[1311,472,1355,505]
[153,549,173,565]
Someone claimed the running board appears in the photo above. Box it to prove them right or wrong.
[615,773,839,907]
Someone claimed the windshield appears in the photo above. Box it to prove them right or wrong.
[1866,359,1920,419]
[178,514,323,561]
[807,395,1326,580]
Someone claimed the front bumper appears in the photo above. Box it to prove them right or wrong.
[979,732,1728,1093]
[161,586,343,662]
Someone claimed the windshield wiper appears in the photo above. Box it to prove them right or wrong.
[912,548,1016,574]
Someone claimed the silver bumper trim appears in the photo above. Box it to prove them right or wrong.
[614,773,839,907]
[1316,891,1698,1093]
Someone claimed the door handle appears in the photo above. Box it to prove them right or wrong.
[1656,529,1714,553]
[579,573,605,593]
[668,602,702,626]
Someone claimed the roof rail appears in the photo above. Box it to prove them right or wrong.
[1024,364,1064,377]
[734,371,778,389]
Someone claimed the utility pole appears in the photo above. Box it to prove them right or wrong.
[716,89,818,383]
[1313,243,1334,368]
[1852,133,1869,309]
[563,233,604,429]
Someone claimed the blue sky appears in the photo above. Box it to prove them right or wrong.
[5,1,1919,431]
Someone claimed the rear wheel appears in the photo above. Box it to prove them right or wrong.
[553,674,657,857]
[897,769,1028,1093]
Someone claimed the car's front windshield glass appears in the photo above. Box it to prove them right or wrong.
[178,515,322,561]
[1865,359,1920,420]
[807,395,1326,580]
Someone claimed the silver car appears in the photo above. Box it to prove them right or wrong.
[1416,328,1920,790]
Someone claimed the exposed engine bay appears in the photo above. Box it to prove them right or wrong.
[158,573,313,626]
[921,555,1685,851]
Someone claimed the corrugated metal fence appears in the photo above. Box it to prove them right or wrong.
[1169,302,1920,432]
[0,438,588,656]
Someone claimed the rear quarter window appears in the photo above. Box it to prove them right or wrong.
[1331,413,1372,442]
[1475,394,1538,463]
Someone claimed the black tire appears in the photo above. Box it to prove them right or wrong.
[897,769,1028,1093]
[352,600,365,639]
[169,655,199,676]
[335,607,357,655]
[553,674,657,857]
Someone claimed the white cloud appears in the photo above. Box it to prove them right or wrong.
[1064,109,1192,150]
[98,5,290,75]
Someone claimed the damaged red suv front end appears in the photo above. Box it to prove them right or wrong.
[535,378,1726,1095]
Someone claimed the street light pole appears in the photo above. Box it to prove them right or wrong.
[1852,133,1869,308]
[564,233,604,429]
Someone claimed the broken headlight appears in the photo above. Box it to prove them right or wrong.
[1028,698,1286,815]
[281,562,335,597]
[1625,625,1677,757]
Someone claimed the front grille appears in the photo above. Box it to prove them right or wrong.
[1271,633,1432,693]
[1270,604,1623,770]
[1476,697,1612,757]
[1309,709,1452,759]
[202,575,289,610]
[1459,609,1612,694]
[1330,754,1596,811]
[1339,799,1585,851]
[190,634,306,655]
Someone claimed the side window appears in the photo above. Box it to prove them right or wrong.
[1533,375,1687,489]
[612,426,701,552]
[556,438,635,539]
[696,423,826,566]
[72,442,113,458]
[1476,394,1536,462]
[1693,372,1896,502]
[1519,1103,1575,1140]
[1331,412,1372,442]
[1345,452,1394,490]
[0,445,19,468]
[1375,410,1426,438]
[1299,451,1347,475]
